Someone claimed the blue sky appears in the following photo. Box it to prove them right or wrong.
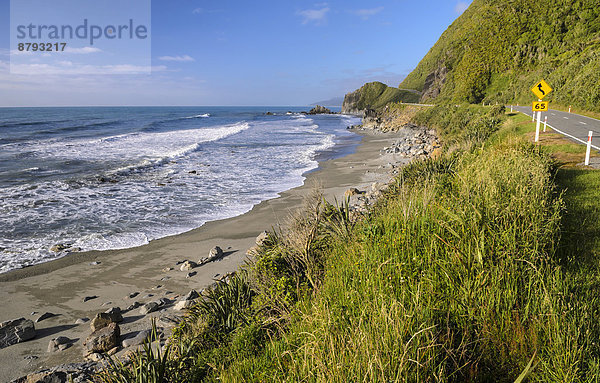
[0,0,472,107]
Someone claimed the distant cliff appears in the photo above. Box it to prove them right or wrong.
[341,82,420,115]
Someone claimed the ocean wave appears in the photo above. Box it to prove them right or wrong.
[0,110,357,274]
[104,122,250,177]
[182,113,210,119]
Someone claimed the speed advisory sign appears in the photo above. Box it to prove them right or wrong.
[532,101,549,112]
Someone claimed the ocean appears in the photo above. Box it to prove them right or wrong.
[0,106,362,273]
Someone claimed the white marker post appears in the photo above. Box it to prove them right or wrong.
[510,105,513,112]
[535,112,542,142]
[532,113,535,122]
[569,105,572,113]
[535,99,542,142]
[585,131,593,166]
[543,115,548,132]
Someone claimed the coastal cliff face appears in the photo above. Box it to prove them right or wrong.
[341,88,363,115]
[341,82,420,115]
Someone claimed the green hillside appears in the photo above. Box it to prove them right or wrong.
[341,82,420,113]
[400,0,600,110]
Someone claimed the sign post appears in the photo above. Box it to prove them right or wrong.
[586,131,593,166]
[530,80,553,143]
[535,101,541,142]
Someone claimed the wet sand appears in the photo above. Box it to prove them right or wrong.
[0,128,411,382]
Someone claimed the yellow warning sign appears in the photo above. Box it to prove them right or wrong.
[531,79,553,100]
[532,101,549,112]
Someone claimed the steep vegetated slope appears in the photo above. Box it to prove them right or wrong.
[341,81,420,114]
[400,0,600,110]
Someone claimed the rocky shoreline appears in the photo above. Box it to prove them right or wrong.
[2,116,439,383]
[4,244,240,383]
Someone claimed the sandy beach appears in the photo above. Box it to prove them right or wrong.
[0,127,413,382]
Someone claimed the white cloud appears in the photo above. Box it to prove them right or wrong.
[158,55,195,62]
[350,7,384,19]
[9,49,33,56]
[455,1,470,15]
[297,5,330,25]
[192,7,203,14]
[64,47,102,54]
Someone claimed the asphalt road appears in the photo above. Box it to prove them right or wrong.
[512,105,600,151]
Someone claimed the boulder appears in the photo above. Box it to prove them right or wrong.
[179,260,197,271]
[208,246,223,259]
[174,300,196,311]
[75,318,89,325]
[0,318,35,349]
[90,313,114,332]
[47,336,71,352]
[83,322,120,354]
[104,307,123,323]
[199,246,224,265]
[122,329,151,348]
[158,298,172,306]
[307,105,332,115]
[127,302,142,311]
[183,290,199,301]
[140,302,159,315]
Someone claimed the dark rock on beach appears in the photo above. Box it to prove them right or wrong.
[82,296,98,303]
[127,302,142,311]
[122,329,151,348]
[199,245,224,265]
[0,318,35,349]
[104,307,123,323]
[140,302,159,315]
[307,105,333,115]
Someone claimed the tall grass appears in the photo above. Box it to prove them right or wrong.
[222,137,583,381]
[96,109,600,382]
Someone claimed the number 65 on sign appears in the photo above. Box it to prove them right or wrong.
[532,101,549,112]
